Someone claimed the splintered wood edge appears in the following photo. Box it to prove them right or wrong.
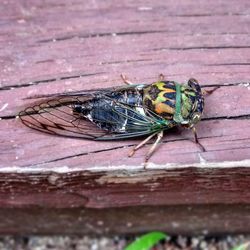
[1,159,250,173]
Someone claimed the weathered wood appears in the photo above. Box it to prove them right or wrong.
[0,205,250,235]
[1,0,250,234]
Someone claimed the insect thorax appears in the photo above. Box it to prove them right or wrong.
[142,81,204,126]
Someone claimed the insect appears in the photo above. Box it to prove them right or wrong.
[19,74,216,167]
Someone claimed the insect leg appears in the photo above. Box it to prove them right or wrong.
[158,73,165,81]
[192,127,205,152]
[120,74,134,85]
[144,130,164,168]
[128,132,158,157]
[202,86,220,96]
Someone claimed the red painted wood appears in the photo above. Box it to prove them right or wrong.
[0,0,250,234]
[1,118,250,169]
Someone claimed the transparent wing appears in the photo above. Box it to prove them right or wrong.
[19,92,170,140]
[19,95,107,139]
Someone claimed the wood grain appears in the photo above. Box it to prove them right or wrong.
[1,0,250,234]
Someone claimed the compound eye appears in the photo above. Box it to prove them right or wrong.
[188,78,199,87]
[192,112,201,124]
[188,78,201,92]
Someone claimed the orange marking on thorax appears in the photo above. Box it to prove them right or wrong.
[162,88,175,93]
[155,102,175,114]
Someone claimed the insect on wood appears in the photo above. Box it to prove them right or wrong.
[19,74,217,168]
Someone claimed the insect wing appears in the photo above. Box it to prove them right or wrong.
[19,91,168,140]
[19,94,108,139]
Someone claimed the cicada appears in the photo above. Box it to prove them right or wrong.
[19,74,212,167]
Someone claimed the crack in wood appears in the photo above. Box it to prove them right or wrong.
[100,58,153,65]
[207,146,250,153]
[0,72,104,91]
[154,46,250,51]
[167,13,249,17]
[202,114,250,120]
[36,26,250,44]
[201,82,250,88]
[37,30,165,43]
[23,145,128,167]
[0,115,16,120]
[206,63,250,66]
[0,77,247,93]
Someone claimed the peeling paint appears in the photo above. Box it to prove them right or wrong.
[239,82,250,90]
[138,6,153,11]
[0,159,250,174]
[88,159,250,172]
[47,173,60,185]
[0,103,8,112]
[96,171,165,184]
[198,153,207,164]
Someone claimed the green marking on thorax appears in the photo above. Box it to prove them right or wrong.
[154,82,167,103]
[173,83,185,123]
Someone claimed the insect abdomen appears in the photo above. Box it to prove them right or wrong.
[73,90,144,132]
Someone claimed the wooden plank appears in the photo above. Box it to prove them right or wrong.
[1,0,250,234]
[0,205,250,235]
[1,118,250,169]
